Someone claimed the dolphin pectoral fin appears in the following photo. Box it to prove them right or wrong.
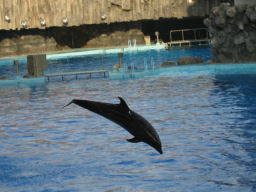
[127,137,141,143]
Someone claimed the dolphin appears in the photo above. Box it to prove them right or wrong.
[65,97,163,154]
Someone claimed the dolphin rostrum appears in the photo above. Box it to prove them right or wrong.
[65,97,163,154]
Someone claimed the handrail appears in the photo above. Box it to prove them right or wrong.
[170,28,209,43]
[170,28,208,33]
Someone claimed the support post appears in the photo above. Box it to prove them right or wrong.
[155,31,159,44]
[14,60,19,75]
[170,31,173,42]
[118,53,123,68]
[26,54,47,77]
[194,30,197,40]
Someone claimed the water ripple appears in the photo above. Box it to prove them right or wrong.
[1,73,256,191]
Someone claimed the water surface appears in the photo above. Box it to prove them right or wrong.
[0,69,256,191]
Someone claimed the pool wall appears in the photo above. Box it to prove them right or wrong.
[46,44,165,59]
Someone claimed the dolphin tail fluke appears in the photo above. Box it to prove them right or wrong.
[157,147,163,154]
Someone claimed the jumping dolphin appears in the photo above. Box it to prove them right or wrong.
[65,97,163,154]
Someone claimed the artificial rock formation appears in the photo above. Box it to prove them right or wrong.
[204,3,256,63]
[0,0,220,30]
[0,22,145,57]
[0,0,222,57]
[161,61,177,67]
[178,56,204,65]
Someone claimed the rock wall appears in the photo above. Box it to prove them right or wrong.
[0,0,222,57]
[204,3,256,63]
[0,0,220,30]
[0,22,145,58]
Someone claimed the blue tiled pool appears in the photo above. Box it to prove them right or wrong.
[0,47,256,191]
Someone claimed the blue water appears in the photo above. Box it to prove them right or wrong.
[1,47,256,191]
[0,46,212,79]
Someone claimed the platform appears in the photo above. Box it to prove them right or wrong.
[45,70,108,81]
[168,28,210,48]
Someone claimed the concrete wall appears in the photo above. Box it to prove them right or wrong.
[0,0,220,30]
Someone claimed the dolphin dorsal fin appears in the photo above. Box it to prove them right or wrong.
[118,97,130,112]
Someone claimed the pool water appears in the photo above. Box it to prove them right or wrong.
[0,46,212,79]
[1,48,256,191]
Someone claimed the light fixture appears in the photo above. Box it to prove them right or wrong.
[40,18,46,26]
[5,15,10,22]
[62,17,68,25]
[101,14,107,20]
[21,20,27,28]
[188,0,193,4]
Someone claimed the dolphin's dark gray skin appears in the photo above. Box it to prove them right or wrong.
[65,97,163,154]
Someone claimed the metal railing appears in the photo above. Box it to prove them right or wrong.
[168,28,209,48]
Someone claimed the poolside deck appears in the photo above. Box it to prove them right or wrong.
[45,70,109,81]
